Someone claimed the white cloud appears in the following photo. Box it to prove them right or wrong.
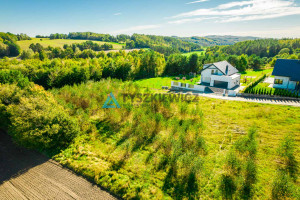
[170,0,300,24]
[112,24,162,34]
[216,1,253,10]
[168,17,216,24]
[114,13,122,16]
[186,0,209,5]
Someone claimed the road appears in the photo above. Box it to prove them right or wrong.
[0,131,117,200]
[170,90,300,107]
[198,93,300,107]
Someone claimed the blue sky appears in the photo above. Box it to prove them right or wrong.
[1,0,300,38]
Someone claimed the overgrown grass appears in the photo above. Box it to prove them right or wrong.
[17,38,124,50]
[49,79,299,199]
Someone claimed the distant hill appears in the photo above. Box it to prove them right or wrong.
[176,35,260,46]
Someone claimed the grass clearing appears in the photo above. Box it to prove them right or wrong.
[17,38,124,50]
[181,50,206,57]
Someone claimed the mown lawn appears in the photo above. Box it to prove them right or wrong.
[240,68,273,86]
[134,75,201,89]
[50,80,299,200]
[17,38,124,50]
[241,68,273,78]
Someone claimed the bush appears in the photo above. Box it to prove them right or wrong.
[272,170,293,199]
[277,134,298,181]
[0,84,80,152]
[20,49,34,60]
[0,70,30,88]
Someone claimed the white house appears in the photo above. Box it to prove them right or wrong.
[272,59,300,90]
[200,61,241,89]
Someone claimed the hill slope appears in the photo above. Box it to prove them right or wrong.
[17,38,124,50]
[177,35,260,46]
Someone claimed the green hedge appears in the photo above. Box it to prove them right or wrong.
[243,73,299,98]
[243,73,267,93]
[247,87,299,98]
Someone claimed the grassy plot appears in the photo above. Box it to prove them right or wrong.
[240,68,273,86]
[17,38,125,50]
[134,75,201,90]
[49,79,299,200]
[240,68,273,78]
[181,50,206,57]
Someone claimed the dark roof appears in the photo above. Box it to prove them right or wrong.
[272,59,300,81]
[203,61,239,76]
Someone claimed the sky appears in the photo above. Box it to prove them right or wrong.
[1,0,300,38]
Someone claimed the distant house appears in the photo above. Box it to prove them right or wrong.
[272,59,300,90]
[200,61,241,89]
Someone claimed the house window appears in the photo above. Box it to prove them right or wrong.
[181,83,186,88]
[211,70,215,74]
[274,79,283,85]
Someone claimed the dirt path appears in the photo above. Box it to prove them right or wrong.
[0,131,117,200]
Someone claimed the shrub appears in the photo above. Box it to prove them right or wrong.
[0,70,30,89]
[20,49,34,60]
[272,170,292,199]
[235,126,257,158]
[1,84,80,152]
[277,134,298,181]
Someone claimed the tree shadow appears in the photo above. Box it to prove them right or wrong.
[0,130,49,184]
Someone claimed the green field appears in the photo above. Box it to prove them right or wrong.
[181,50,206,56]
[1,76,299,200]
[49,80,299,199]
[17,38,125,50]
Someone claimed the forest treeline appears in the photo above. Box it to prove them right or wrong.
[124,34,203,55]
[209,38,300,58]
[36,32,204,56]
[1,32,300,79]
[0,32,31,57]
[20,40,114,60]
[0,50,166,89]
[178,35,259,46]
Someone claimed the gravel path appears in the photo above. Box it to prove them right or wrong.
[0,131,117,200]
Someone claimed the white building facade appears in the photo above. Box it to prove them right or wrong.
[272,59,300,90]
[201,61,241,90]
